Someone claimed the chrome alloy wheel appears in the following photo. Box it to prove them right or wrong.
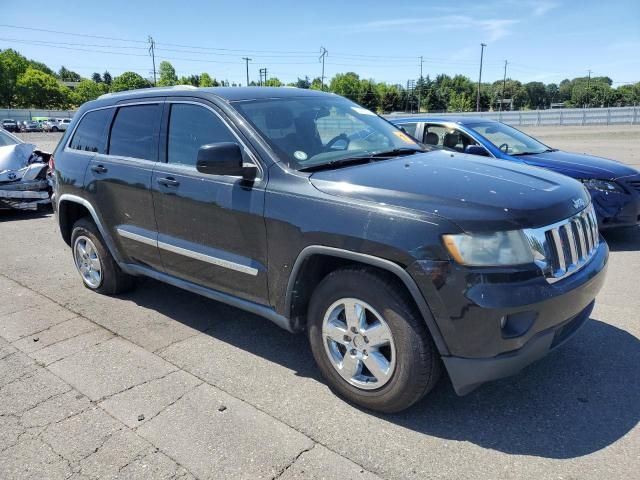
[73,235,102,288]
[322,298,396,390]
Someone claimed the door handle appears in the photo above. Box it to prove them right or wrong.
[90,164,108,174]
[157,177,180,187]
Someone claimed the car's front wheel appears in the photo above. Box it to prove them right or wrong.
[307,267,441,413]
[71,217,134,295]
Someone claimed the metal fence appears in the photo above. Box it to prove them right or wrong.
[0,109,77,122]
[386,106,640,126]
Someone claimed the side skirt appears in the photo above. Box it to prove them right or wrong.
[122,263,294,333]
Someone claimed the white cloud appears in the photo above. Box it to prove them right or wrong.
[350,15,519,42]
[530,1,559,16]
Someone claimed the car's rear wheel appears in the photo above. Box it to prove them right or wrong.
[307,267,441,413]
[71,217,134,295]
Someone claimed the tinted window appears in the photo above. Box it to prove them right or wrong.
[167,104,236,166]
[109,104,161,160]
[69,109,112,153]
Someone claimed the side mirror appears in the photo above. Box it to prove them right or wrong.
[196,142,256,180]
[464,145,490,157]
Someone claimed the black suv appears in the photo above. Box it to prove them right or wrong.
[52,87,608,412]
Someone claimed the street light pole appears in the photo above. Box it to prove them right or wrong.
[476,43,486,112]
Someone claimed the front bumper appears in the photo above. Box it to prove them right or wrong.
[593,176,640,229]
[409,239,608,395]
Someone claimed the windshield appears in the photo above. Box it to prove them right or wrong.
[0,129,21,147]
[468,122,550,155]
[232,96,423,170]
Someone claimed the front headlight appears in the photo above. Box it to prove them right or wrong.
[581,179,624,193]
[442,230,534,266]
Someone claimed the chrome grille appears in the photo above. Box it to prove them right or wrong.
[525,204,599,283]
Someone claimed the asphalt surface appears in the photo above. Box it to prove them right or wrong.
[1,128,639,479]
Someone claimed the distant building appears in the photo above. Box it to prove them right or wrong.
[60,81,81,90]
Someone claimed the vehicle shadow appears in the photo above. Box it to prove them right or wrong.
[125,278,639,460]
[0,208,52,222]
[602,226,640,251]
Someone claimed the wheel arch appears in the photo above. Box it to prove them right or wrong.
[285,246,449,355]
[57,194,124,265]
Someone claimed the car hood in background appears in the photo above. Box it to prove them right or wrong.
[520,150,637,180]
[309,150,590,232]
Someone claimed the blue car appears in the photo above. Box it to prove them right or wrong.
[390,116,640,229]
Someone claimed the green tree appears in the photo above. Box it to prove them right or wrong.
[111,72,151,92]
[28,60,56,77]
[525,82,547,109]
[58,66,81,82]
[0,49,29,107]
[310,77,325,91]
[73,79,108,105]
[329,72,361,102]
[264,77,283,87]
[200,73,219,87]
[447,91,474,112]
[103,71,112,85]
[91,72,102,83]
[158,61,178,87]
[15,67,71,108]
[294,76,311,89]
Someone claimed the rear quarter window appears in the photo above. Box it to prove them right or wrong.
[68,109,112,153]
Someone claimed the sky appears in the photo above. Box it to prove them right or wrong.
[1,0,639,87]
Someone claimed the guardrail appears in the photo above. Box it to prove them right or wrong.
[386,106,640,126]
[0,109,76,122]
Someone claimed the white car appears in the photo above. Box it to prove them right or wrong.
[43,118,71,132]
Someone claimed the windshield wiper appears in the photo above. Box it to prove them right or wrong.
[512,148,557,156]
[299,148,424,173]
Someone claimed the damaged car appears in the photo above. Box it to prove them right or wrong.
[391,117,640,229]
[0,128,52,211]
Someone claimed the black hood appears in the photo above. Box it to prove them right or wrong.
[309,150,591,232]
[521,150,637,179]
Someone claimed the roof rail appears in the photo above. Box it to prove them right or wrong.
[98,85,198,100]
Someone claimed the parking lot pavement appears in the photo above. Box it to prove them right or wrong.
[1,130,639,479]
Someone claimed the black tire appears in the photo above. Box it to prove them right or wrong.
[70,217,134,295]
[307,267,441,413]
[52,126,59,132]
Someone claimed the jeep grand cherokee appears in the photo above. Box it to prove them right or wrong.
[51,87,608,412]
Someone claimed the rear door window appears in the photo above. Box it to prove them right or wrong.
[68,109,112,153]
[398,122,418,137]
[108,104,161,161]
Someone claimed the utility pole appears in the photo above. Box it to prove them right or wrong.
[500,60,508,111]
[242,57,252,86]
[319,47,328,91]
[418,56,424,113]
[148,36,157,86]
[476,43,486,112]
[586,69,592,108]
[405,79,416,113]
[259,68,267,86]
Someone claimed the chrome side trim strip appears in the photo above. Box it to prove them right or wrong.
[157,240,259,276]
[116,228,157,247]
[115,226,258,276]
